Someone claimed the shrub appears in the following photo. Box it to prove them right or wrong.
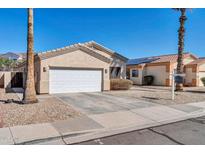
[110,79,133,90]
[201,77,205,86]
[144,75,154,85]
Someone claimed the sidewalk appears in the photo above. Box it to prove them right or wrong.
[1,100,205,145]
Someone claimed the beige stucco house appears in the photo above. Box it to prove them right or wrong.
[126,52,204,87]
[17,41,128,94]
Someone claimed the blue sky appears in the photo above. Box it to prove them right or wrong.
[0,8,204,59]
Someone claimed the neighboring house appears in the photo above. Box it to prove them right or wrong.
[127,52,199,86]
[184,58,205,86]
[17,41,128,94]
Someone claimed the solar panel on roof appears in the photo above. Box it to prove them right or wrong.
[127,57,159,65]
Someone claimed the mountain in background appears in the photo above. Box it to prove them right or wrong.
[0,52,26,61]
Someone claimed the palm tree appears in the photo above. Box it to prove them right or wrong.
[174,8,189,91]
[23,8,38,104]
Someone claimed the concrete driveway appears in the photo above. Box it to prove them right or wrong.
[53,92,157,115]
[52,91,204,132]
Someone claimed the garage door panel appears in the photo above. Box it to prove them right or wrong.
[49,69,102,94]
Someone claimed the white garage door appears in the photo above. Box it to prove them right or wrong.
[49,69,102,94]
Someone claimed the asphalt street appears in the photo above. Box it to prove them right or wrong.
[76,116,205,145]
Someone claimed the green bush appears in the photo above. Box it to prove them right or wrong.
[201,77,205,86]
[110,79,133,90]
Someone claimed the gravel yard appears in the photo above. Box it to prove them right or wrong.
[0,89,81,128]
[105,86,205,105]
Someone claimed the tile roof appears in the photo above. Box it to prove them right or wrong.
[186,57,205,65]
[127,52,197,65]
[37,41,128,62]
[38,43,111,63]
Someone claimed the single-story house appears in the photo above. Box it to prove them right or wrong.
[126,52,204,86]
[17,41,128,94]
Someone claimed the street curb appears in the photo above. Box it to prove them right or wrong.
[63,111,205,144]
[16,128,103,145]
[4,102,205,145]
[23,110,205,145]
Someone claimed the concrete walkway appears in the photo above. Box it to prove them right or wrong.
[1,100,205,144]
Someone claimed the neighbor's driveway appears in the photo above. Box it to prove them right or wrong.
[53,92,157,115]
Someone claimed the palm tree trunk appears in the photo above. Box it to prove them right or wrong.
[176,8,187,91]
[23,8,38,104]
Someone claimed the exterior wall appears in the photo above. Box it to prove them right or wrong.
[3,72,11,89]
[184,65,198,86]
[127,65,143,85]
[39,49,111,94]
[34,57,41,93]
[92,48,127,79]
[127,63,171,86]
[144,64,168,86]
[184,67,194,86]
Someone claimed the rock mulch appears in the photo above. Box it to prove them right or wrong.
[106,86,205,105]
[0,89,81,128]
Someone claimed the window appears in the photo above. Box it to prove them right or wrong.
[131,69,139,77]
